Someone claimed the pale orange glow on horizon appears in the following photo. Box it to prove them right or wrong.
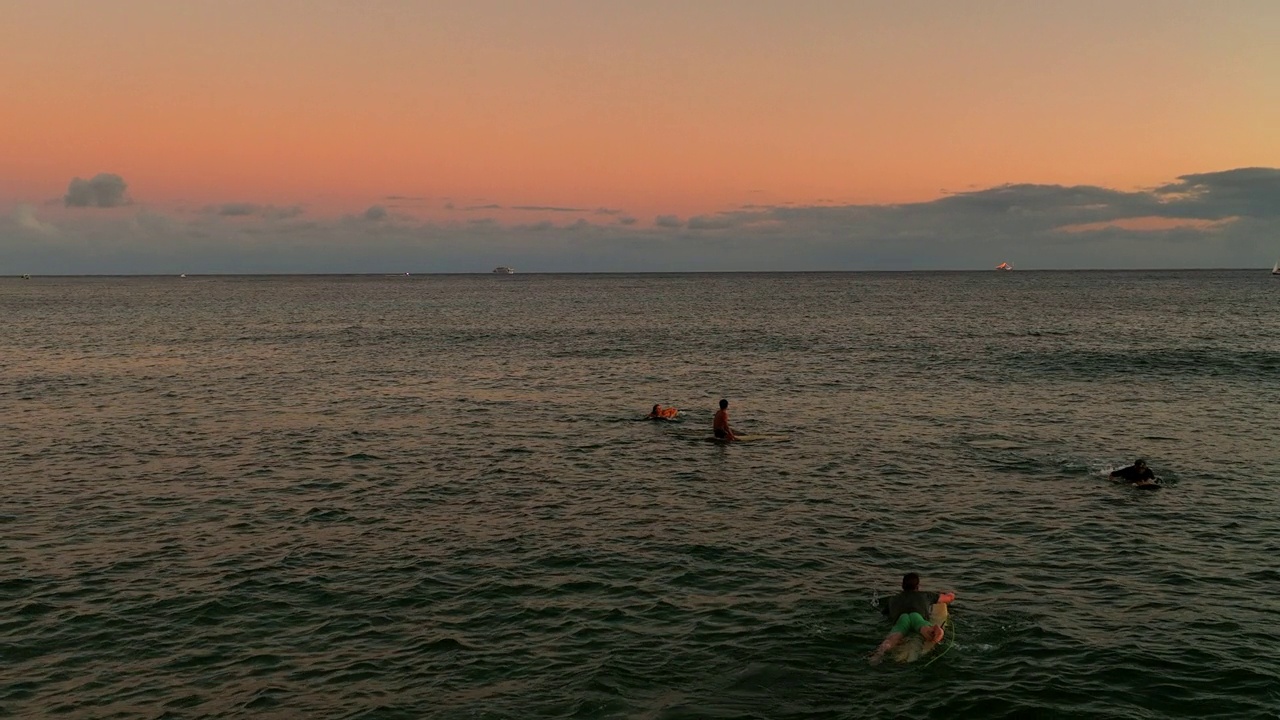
[4,1,1280,220]
[1056,216,1234,234]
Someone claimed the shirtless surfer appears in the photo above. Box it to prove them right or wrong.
[712,399,737,441]
[869,573,955,665]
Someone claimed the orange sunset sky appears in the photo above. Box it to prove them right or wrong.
[5,0,1280,216]
[3,1,1280,272]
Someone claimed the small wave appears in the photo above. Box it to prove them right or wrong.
[16,601,57,617]
[303,507,353,522]
[418,637,470,651]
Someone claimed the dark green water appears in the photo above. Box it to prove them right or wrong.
[2,271,1278,719]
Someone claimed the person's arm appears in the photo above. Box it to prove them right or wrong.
[869,632,904,665]
[715,412,737,440]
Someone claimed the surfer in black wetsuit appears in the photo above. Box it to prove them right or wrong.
[1110,459,1158,487]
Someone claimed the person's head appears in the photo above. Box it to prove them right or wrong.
[901,572,920,591]
[652,404,661,413]
[920,624,944,644]
[1134,459,1147,469]
[719,399,728,409]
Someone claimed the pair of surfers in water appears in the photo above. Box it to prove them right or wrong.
[647,398,739,442]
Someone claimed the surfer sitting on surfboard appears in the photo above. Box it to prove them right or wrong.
[712,399,737,441]
[1110,459,1159,487]
[869,573,955,665]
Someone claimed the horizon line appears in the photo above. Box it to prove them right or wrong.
[6,267,1273,278]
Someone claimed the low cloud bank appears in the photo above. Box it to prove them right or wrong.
[5,168,1278,273]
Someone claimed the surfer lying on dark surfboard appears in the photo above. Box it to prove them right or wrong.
[1110,459,1160,488]
[869,573,955,665]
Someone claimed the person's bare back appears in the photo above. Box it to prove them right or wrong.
[712,399,736,441]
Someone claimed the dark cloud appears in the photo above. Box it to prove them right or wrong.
[216,203,260,216]
[464,203,503,211]
[64,173,128,208]
[205,203,303,220]
[655,215,682,228]
[687,214,734,230]
[263,205,304,220]
[363,205,388,221]
[510,205,588,213]
[1153,167,1280,219]
[905,170,1280,229]
[933,184,1149,216]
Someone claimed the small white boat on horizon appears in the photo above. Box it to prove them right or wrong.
[996,262,1013,271]
[1272,259,1279,276]
[492,266,515,274]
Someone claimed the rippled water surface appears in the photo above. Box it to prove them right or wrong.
[3,271,1279,719]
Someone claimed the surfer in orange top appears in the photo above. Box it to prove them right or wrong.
[648,404,678,420]
[712,399,737,441]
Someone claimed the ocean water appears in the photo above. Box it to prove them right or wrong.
[2,271,1278,719]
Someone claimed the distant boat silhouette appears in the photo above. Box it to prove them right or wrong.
[996,262,1013,271]
[1272,258,1279,276]
[492,266,515,274]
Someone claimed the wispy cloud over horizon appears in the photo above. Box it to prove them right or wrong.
[509,205,590,213]
[204,203,305,220]
[4,168,1279,274]
[12,204,57,235]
